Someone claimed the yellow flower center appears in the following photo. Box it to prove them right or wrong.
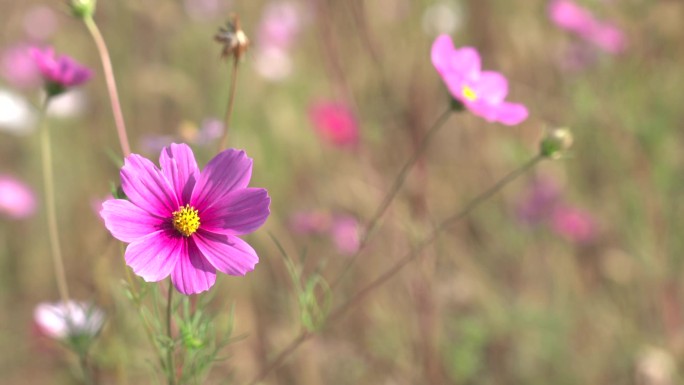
[462,85,477,101]
[172,204,200,237]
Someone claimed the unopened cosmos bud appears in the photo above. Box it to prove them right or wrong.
[540,127,573,159]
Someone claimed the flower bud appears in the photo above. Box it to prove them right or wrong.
[540,127,573,159]
[69,0,97,19]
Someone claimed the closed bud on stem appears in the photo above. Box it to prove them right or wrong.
[215,14,249,64]
[69,0,97,19]
[540,127,573,159]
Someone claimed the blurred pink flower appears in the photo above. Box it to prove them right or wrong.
[183,0,230,21]
[0,175,36,219]
[100,144,270,295]
[257,1,302,51]
[551,205,597,244]
[34,301,105,340]
[516,178,562,224]
[1,45,41,90]
[431,34,528,125]
[309,101,360,148]
[30,46,92,91]
[549,0,626,54]
[23,6,59,41]
[331,216,361,256]
[289,211,332,235]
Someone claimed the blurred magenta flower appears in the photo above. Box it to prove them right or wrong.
[30,46,92,94]
[516,178,562,224]
[309,101,360,148]
[551,205,597,244]
[549,0,626,54]
[100,143,270,295]
[330,216,361,256]
[34,301,105,340]
[431,35,528,125]
[1,45,41,90]
[0,175,36,219]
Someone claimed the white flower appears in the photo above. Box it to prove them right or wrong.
[34,301,105,340]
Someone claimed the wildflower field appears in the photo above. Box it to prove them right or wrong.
[1,0,683,384]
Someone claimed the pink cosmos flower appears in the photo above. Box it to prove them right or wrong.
[289,210,331,235]
[29,46,92,90]
[34,301,105,340]
[549,0,626,54]
[308,101,360,148]
[431,34,528,126]
[0,175,36,219]
[100,143,270,295]
[257,1,302,51]
[551,205,597,244]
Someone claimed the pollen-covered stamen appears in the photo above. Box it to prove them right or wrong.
[462,85,477,101]
[172,204,201,237]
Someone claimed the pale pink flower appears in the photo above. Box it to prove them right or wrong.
[549,0,626,54]
[34,301,105,340]
[308,101,360,148]
[23,6,59,41]
[0,175,36,219]
[551,205,597,244]
[330,216,361,256]
[1,45,41,90]
[256,1,302,51]
[431,34,528,125]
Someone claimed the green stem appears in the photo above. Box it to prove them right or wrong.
[38,97,70,305]
[331,107,453,288]
[218,61,240,151]
[166,283,176,385]
[78,351,95,385]
[246,154,543,385]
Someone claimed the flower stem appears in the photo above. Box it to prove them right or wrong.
[166,282,176,385]
[78,351,95,385]
[83,16,131,158]
[38,97,70,305]
[331,107,453,289]
[246,154,543,385]
[218,60,240,151]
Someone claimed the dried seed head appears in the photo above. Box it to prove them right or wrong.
[214,14,249,63]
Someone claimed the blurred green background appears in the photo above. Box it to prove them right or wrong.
[1,0,684,384]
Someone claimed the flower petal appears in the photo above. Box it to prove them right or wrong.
[473,71,508,103]
[493,102,529,126]
[159,143,200,204]
[193,230,259,276]
[124,230,181,282]
[120,154,179,218]
[100,198,165,243]
[431,34,455,74]
[171,239,217,295]
[190,149,253,211]
[449,47,481,80]
[201,188,271,235]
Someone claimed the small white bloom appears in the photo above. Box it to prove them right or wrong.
[0,89,36,135]
[34,301,105,340]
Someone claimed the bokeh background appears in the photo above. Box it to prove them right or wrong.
[1,0,684,384]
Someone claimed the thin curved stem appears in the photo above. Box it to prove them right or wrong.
[38,97,70,305]
[331,107,453,289]
[246,154,543,384]
[83,16,131,158]
[218,61,240,151]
